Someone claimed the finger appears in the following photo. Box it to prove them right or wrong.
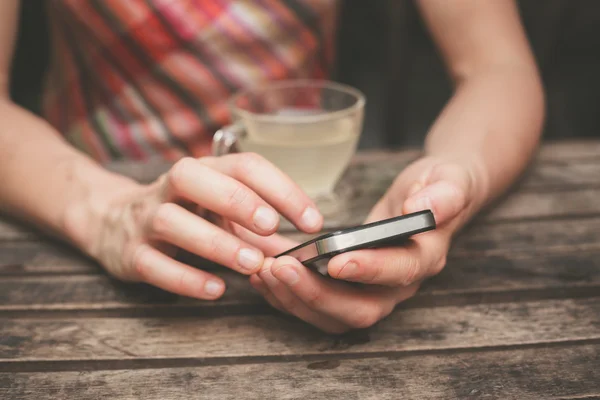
[403,180,467,226]
[259,259,350,334]
[150,202,264,274]
[167,157,280,235]
[364,197,392,224]
[268,256,399,329]
[231,223,299,256]
[327,232,448,286]
[249,274,286,313]
[132,244,225,300]
[200,154,323,233]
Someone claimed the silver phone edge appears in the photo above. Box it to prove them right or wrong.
[317,212,435,254]
[285,212,435,266]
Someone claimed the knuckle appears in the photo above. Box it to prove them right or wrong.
[280,296,301,314]
[362,263,384,284]
[348,302,382,329]
[398,256,421,287]
[176,269,191,294]
[151,203,178,236]
[304,286,324,309]
[207,233,227,258]
[132,245,151,281]
[281,187,297,203]
[226,185,252,210]
[168,157,196,192]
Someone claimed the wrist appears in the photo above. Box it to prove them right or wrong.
[60,158,143,257]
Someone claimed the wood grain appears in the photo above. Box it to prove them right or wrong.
[520,159,600,190]
[478,188,600,222]
[0,298,598,362]
[5,154,600,239]
[0,218,40,241]
[536,139,600,161]
[451,216,600,257]
[1,248,599,313]
[0,242,99,276]
[4,193,600,277]
[0,343,598,399]
[0,272,260,312]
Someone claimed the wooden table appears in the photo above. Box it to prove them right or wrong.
[1,140,599,399]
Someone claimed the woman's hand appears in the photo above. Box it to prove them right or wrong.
[69,153,323,300]
[249,156,487,333]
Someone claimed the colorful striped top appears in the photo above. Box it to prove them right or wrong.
[42,0,339,163]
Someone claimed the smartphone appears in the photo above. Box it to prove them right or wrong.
[276,210,436,276]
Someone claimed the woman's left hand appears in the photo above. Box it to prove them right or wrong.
[248,156,486,333]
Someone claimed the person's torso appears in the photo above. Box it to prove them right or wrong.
[42,0,339,162]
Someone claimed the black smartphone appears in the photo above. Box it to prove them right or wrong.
[276,210,436,276]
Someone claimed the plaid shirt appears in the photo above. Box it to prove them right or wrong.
[42,0,339,162]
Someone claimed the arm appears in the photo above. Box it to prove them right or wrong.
[415,0,545,218]
[0,0,322,299]
[250,0,545,333]
[0,0,135,245]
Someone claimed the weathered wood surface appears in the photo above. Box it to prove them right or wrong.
[1,344,598,399]
[1,249,599,313]
[0,298,597,363]
[3,207,600,277]
[1,141,599,399]
[2,218,600,313]
[0,242,99,276]
[3,141,600,240]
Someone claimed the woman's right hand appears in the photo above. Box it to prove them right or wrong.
[67,153,323,300]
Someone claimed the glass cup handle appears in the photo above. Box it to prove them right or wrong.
[212,123,245,157]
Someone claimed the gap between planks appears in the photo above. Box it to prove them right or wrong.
[0,337,598,373]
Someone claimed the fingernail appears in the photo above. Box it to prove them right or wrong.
[204,280,223,297]
[237,248,262,272]
[338,261,358,278]
[273,265,300,286]
[253,206,279,231]
[301,207,322,229]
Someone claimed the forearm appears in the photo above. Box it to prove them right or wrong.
[423,65,545,210]
[0,99,140,252]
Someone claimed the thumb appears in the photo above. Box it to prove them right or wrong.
[403,180,467,226]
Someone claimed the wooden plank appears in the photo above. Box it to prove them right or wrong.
[537,139,600,161]
[452,216,600,257]
[0,343,598,399]
[479,188,600,222]
[5,150,600,239]
[1,216,600,311]
[0,218,40,241]
[6,159,600,240]
[520,160,600,190]
[0,242,98,276]
[4,185,599,265]
[0,271,260,312]
[0,298,598,362]
[307,186,600,231]
[1,246,599,312]
[2,187,600,278]
[5,182,595,275]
